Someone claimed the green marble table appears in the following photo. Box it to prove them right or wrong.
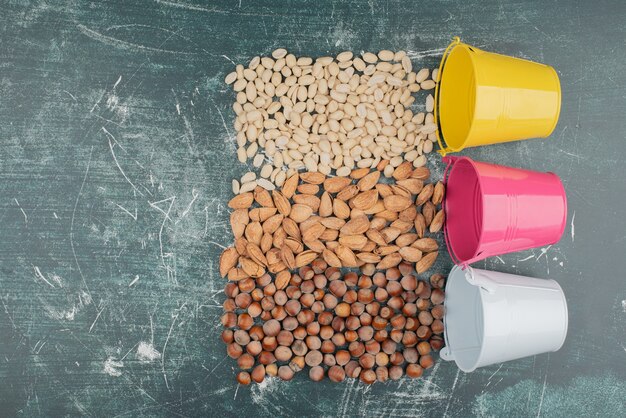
[1,0,625,416]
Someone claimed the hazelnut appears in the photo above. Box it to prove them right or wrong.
[237,371,251,385]
[328,365,345,382]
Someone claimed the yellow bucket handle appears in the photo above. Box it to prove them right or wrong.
[434,36,461,157]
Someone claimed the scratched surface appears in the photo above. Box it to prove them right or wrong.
[1,0,625,416]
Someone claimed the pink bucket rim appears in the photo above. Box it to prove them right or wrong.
[442,156,485,266]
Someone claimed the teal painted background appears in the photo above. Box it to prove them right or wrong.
[1,0,625,416]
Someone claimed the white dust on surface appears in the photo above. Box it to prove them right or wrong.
[136,341,162,362]
[103,357,124,377]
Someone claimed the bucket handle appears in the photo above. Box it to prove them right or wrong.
[434,36,461,157]
[440,347,454,361]
[465,267,497,294]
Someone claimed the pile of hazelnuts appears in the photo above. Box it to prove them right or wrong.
[221,258,445,384]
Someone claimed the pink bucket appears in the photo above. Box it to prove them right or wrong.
[442,156,567,266]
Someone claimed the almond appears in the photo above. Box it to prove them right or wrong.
[300,216,321,232]
[356,171,380,191]
[260,207,278,222]
[325,241,339,251]
[414,213,426,238]
[230,209,249,238]
[375,183,394,197]
[262,214,284,234]
[340,216,370,235]
[320,249,341,269]
[246,243,267,266]
[336,185,359,201]
[228,192,254,209]
[268,261,287,274]
[272,227,286,248]
[392,161,413,180]
[333,198,351,219]
[285,237,304,254]
[282,217,301,240]
[432,182,445,206]
[416,183,434,206]
[390,185,412,198]
[356,252,381,263]
[422,201,435,226]
[377,159,389,171]
[272,190,291,216]
[319,217,346,230]
[360,240,376,253]
[244,222,263,246]
[399,206,418,222]
[399,247,422,262]
[415,251,438,274]
[295,250,318,268]
[352,190,379,210]
[376,253,403,269]
[319,228,338,241]
[266,248,281,265]
[374,245,399,256]
[366,229,387,246]
[430,209,445,233]
[241,257,265,278]
[302,222,325,242]
[253,207,277,222]
[350,207,366,218]
[289,204,313,223]
[412,238,438,252]
[396,178,424,195]
[335,245,358,267]
[376,210,399,222]
[260,233,273,253]
[219,247,239,277]
[324,176,352,193]
[383,195,413,212]
[380,227,401,243]
[254,186,274,207]
[363,200,386,215]
[292,194,321,212]
[390,219,413,234]
[248,208,261,222]
[411,166,430,180]
[304,239,325,253]
[280,245,296,269]
[338,235,368,250]
[350,167,371,179]
[319,192,333,217]
[297,183,319,194]
[395,233,418,247]
[275,270,291,289]
[227,267,247,281]
[281,173,299,198]
[369,217,387,230]
[300,172,326,184]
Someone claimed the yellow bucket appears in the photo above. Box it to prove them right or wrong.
[434,37,561,155]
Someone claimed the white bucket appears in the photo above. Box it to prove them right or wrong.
[441,266,568,372]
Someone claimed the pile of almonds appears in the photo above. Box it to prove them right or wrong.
[226,48,440,193]
[221,261,445,384]
[220,162,444,282]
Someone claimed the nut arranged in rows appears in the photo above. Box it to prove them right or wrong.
[220,163,445,281]
[221,261,446,384]
[226,48,440,193]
